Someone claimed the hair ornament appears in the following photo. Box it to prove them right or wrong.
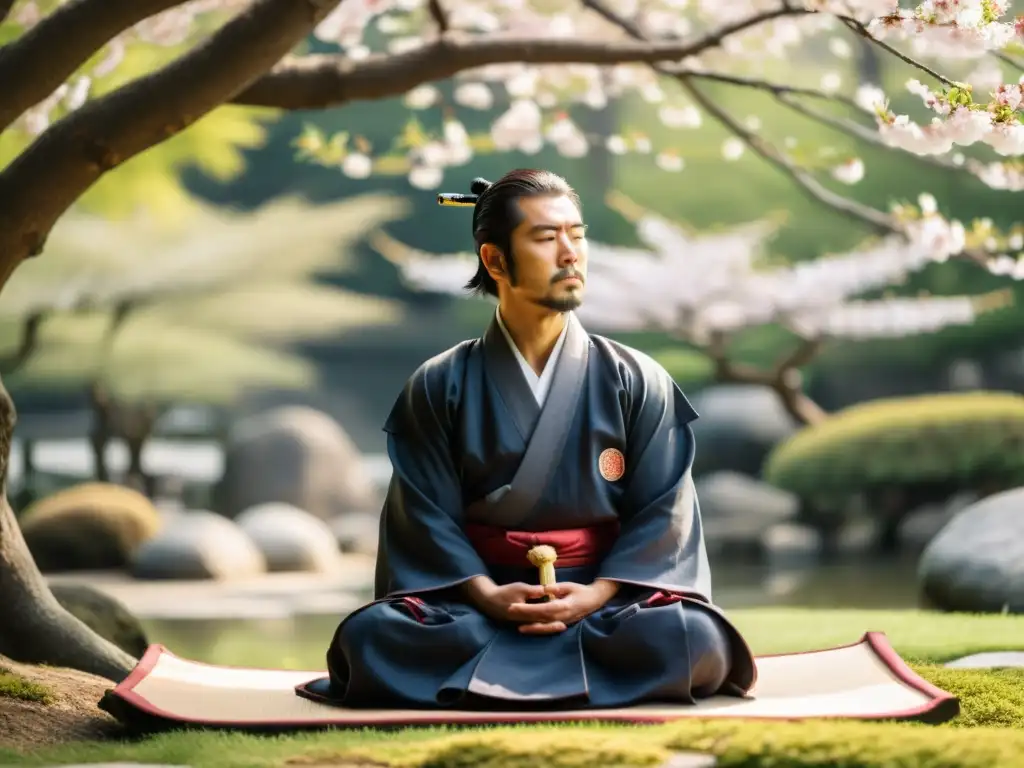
[437,177,494,207]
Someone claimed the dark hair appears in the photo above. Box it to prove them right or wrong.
[459,169,581,297]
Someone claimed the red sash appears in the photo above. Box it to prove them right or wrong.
[464,521,620,568]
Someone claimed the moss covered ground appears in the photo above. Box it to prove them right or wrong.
[4,607,1024,767]
[0,667,54,705]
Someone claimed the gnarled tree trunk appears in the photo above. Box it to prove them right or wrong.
[0,376,136,682]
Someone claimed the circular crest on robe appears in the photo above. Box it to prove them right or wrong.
[598,448,626,482]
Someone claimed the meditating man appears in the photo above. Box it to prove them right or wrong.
[301,169,757,710]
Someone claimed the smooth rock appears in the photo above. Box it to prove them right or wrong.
[131,510,266,581]
[945,652,1024,669]
[217,406,378,520]
[235,502,344,573]
[695,471,799,555]
[689,385,799,477]
[918,487,1024,613]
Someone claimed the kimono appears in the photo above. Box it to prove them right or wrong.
[298,310,757,710]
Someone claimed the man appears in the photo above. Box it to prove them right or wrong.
[299,169,757,710]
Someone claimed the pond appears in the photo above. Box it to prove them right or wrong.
[139,553,923,671]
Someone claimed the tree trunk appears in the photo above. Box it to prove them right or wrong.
[772,380,829,426]
[122,405,160,497]
[0,375,136,682]
[88,383,113,482]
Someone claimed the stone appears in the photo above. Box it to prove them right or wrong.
[50,583,149,657]
[17,482,162,572]
[945,652,1024,669]
[131,510,266,581]
[898,492,979,553]
[762,522,822,565]
[235,502,344,573]
[216,406,379,520]
[330,510,380,555]
[918,487,1024,613]
[695,471,800,555]
[689,385,799,478]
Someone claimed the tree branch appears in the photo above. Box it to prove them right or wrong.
[0,0,342,288]
[774,92,959,171]
[841,16,956,87]
[0,311,45,375]
[582,0,894,235]
[992,51,1024,72]
[427,0,448,33]
[686,70,860,111]
[0,0,192,134]
[231,6,813,110]
[0,0,16,25]
[773,337,821,377]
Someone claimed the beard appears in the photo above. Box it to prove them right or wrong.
[533,266,585,312]
[534,290,583,312]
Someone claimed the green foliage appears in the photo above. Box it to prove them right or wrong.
[0,670,53,705]
[1,194,411,406]
[136,283,402,344]
[762,391,1024,504]
[8,315,316,404]
[648,346,715,387]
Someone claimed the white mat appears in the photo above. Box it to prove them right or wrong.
[102,632,958,728]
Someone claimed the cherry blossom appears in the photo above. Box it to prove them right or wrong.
[7,0,1024,273]
[372,193,1005,349]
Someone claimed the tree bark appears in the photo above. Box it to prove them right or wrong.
[88,383,113,482]
[230,25,804,111]
[0,0,191,133]
[0,0,343,285]
[120,403,161,496]
[707,335,828,426]
[0,375,136,682]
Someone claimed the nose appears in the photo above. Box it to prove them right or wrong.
[557,233,578,266]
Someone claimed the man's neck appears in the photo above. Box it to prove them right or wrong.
[497,300,567,377]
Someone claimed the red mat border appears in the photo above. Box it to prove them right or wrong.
[105,631,960,727]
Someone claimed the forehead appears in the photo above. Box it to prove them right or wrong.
[513,195,582,228]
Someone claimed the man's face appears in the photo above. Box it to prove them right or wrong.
[497,194,588,312]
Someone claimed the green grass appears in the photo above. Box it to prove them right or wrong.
[0,667,54,705]
[5,608,1024,767]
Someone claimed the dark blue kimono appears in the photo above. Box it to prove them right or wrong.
[298,311,757,710]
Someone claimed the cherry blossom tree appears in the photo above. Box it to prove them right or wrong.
[0,0,1023,681]
[371,189,1013,425]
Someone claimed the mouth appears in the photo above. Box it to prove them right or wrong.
[557,275,583,285]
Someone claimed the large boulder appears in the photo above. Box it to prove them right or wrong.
[235,502,344,573]
[695,471,800,555]
[18,483,163,572]
[216,406,378,520]
[689,385,799,477]
[330,511,380,555]
[131,510,266,581]
[918,487,1024,612]
[49,583,149,658]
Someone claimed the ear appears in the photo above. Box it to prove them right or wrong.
[479,243,508,284]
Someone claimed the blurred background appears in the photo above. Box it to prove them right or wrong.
[3,4,1024,671]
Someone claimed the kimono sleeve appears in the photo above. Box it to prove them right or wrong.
[596,362,714,600]
[373,359,490,599]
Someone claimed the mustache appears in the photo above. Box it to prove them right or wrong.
[551,268,584,284]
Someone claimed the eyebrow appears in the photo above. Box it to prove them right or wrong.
[528,222,588,234]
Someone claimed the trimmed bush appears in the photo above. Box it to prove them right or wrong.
[762,391,1024,505]
[18,482,163,572]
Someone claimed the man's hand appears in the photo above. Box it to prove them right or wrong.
[463,575,548,622]
[506,579,620,635]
